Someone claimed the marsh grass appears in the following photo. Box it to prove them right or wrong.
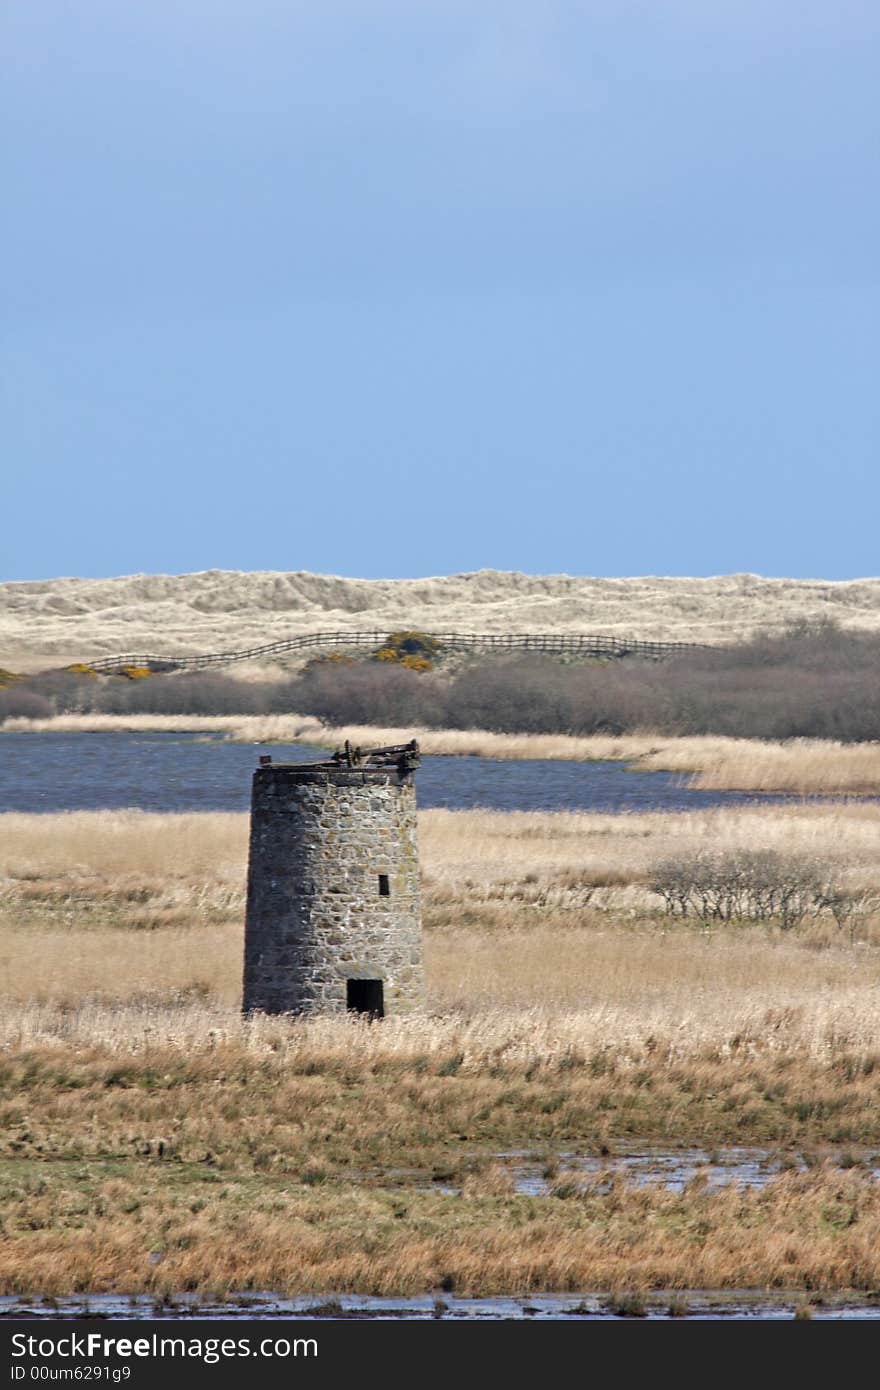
[3,1160,880,1296]
[5,805,880,1294]
[3,805,880,1028]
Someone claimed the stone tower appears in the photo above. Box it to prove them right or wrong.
[242,740,424,1017]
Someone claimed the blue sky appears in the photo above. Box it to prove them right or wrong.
[3,1,878,581]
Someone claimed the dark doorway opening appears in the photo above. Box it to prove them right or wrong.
[378,874,390,897]
[347,979,384,1019]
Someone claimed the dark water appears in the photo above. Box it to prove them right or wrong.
[0,730,800,815]
[2,1292,879,1320]
[497,1145,880,1196]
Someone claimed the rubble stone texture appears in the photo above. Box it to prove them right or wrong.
[243,762,424,1016]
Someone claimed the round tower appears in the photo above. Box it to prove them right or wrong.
[242,741,424,1017]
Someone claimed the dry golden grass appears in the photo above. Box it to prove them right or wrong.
[421,802,880,893]
[7,716,880,794]
[319,728,880,796]
[6,569,880,668]
[0,807,246,888]
[6,804,880,1295]
[5,799,880,902]
[2,713,287,735]
[3,1164,880,1297]
[3,804,880,1049]
[633,737,880,796]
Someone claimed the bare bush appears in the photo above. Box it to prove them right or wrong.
[813,883,879,944]
[290,661,447,728]
[89,672,284,716]
[649,849,833,929]
[1,670,297,719]
[421,626,880,741]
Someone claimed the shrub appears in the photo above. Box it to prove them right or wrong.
[0,687,54,721]
[9,621,880,736]
[384,631,442,658]
[91,672,284,715]
[302,653,356,673]
[649,849,831,929]
[372,631,441,671]
[291,661,445,727]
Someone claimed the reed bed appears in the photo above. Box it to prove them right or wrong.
[5,800,879,898]
[3,1166,880,1297]
[3,804,880,1054]
[5,804,880,1294]
[2,713,312,736]
[5,989,880,1064]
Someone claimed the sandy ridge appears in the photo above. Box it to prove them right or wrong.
[3,568,880,669]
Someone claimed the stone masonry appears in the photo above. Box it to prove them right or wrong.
[242,747,424,1016]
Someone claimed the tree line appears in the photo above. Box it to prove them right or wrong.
[3,622,880,742]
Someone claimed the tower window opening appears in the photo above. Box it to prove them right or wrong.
[347,979,384,1019]
[378,874,390,896]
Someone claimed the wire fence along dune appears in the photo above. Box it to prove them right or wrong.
[6,569,880,668]
[86,630,707,672]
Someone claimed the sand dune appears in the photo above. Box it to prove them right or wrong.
[3,568,880,669]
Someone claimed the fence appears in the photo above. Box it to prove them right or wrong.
[87,631,711,673]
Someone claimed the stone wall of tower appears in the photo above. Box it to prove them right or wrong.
[242,763,424,1016]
